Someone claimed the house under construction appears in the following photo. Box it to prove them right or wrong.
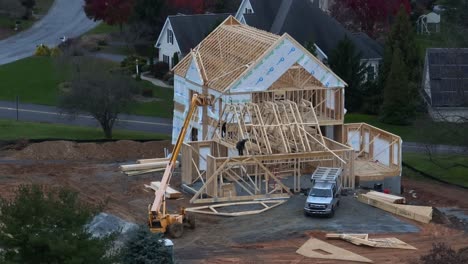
[171,16,402,204]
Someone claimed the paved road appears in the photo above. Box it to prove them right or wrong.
[403,142,468,155]
[0,100,173,135]
[0,0,98,65]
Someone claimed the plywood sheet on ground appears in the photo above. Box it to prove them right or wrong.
[296,238,373,263]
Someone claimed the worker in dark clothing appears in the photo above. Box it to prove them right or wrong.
[236,139,248,156]
[221,122,227,138]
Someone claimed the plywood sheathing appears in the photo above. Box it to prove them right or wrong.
[296,238,373,263]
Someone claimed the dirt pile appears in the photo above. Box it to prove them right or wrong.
[12,140,172,161]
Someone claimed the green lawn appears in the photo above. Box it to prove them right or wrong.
[403,152,468,187]
[128,80,173,118]
[0,119,169,140]
[0,0,55,39]
[0,57,173,118]
[345,113,468,146]
[85,23,120,35]
[0,56,61,105]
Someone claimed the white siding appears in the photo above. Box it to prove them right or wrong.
[235,0,254,22]
[156,20,182,69]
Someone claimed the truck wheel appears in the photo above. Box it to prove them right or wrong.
[328,207,335,218]
[167,222,184,238]
[184,213,196,229]
[304,211,309,217]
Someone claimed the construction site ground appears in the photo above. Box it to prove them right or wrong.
[0,140,467,263]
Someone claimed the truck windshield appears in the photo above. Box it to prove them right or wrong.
[309,188,331,197]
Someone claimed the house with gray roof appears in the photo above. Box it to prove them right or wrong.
[422,48,468,122]
[235,0,383,81]
[155,13,230,69]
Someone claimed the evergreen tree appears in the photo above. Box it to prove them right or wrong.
[172,52,179,67]
[304,39,317,57]
[0,185,116,264]
[378,6,420,123]
[381,6,420,86]
[380,46,412,124]
[121,226,173,264]
[329,35,366,112]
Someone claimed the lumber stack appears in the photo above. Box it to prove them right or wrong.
[357,193,432,223]
[144,181,182,199]
[365,191,406,204]
[119,158,178,176]
[326,233,417,250]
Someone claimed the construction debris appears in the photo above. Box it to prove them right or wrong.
[326,233,417,250]
[296,238,373,263]
[365,191,406,204]
[185,200,286,217]
[357,193,433,223]
[144,181,182,199]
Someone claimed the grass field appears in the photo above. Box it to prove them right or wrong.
[85,23,120,35]
[403,152,468,187]
[345,113,468,146]
[0,57,173,118]
[0,119,169,140]
[0,0,55,39]
[0,57,61,105]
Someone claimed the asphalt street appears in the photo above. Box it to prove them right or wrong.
[0,0,98,65]
[0,100,173,135]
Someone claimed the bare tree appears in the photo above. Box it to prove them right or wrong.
[58,57,136,139]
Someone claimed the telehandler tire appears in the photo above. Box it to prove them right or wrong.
[184,213,196,229]
[167,222,184,238]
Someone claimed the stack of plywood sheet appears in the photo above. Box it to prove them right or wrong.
[144,181,182,199]
[365,191,406,204]
[357,193,432,223]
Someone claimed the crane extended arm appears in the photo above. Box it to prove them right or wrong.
[150,94,212,214]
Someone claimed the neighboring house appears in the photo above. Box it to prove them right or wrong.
[155,13,230,69]
[235,0,383,81]
[422,48,468,122]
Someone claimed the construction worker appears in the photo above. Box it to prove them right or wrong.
[221,122,227,138]
[236,138,248,156]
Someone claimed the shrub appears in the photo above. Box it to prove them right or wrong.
[34,44,51,56]
[97,39,108,46]
[50,47,61,57]
[141,64,150,72]
[151,62,169,79]
[413,243,468,264]
[162,71,174,82]
[141,88,153,97]
[121,55,147,74]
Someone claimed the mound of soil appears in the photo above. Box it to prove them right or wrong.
[12,140,172,161]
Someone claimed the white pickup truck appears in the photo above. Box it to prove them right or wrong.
[303,167,343,218]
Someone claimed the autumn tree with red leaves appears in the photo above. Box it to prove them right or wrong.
[331,0,411,38]
[84,0,135,32]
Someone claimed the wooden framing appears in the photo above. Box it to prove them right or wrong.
[344,123,402,182]
[185,200,286,216]
[326,233,417,250]
[182,139,354,204]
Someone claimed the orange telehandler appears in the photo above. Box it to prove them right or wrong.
[148,94,213,238]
